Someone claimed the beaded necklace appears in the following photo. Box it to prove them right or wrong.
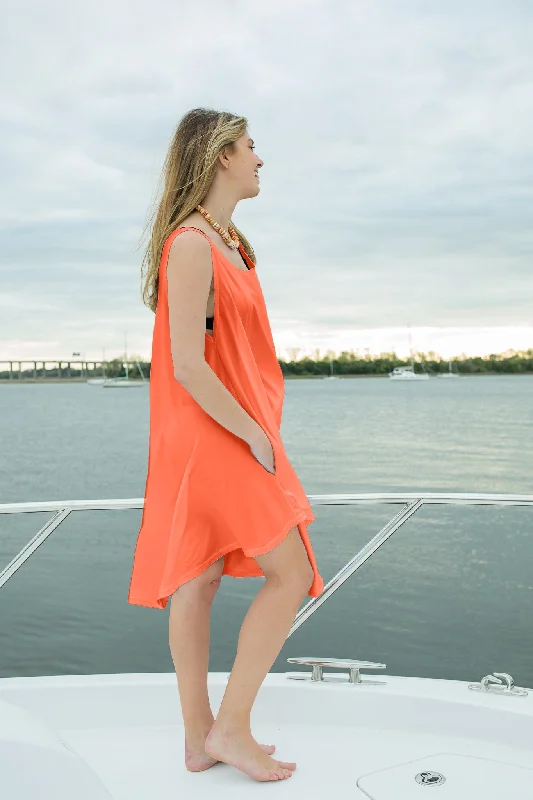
[196,204,240,250]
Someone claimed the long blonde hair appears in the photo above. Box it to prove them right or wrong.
[139,108,256,313]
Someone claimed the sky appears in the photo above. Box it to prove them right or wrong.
[1,0,532,363]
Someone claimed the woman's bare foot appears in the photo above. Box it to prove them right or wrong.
[204,723,296,781]
[185,734,279,773]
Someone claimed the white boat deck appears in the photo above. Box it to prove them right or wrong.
[1,671,533,798]
[2,493,533,796]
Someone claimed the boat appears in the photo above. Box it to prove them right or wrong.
[102,336,148,388]
[321,358,339,380]
[389,326,430,380]
[389,364,430,380]
[1,491,532,797]
[101,365,148,388]
[437,360,460,379]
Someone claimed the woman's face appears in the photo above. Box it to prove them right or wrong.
[227,130,264,195]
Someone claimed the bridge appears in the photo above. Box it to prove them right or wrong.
[0,360,147,381]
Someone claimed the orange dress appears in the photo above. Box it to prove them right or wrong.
[128,227,324,609]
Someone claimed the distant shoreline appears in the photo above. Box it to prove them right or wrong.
[1,372,531,384]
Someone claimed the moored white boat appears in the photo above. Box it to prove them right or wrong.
[437,360,460,379]
[99,335,148,388]
[390,325,430,380]
[389,364,430,380]
[101,360,148,388]
[321,359,339,379]
[101,376,147,388]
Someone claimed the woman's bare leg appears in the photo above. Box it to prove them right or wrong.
[169,557,224,771]
[168,556,284,772]
[205,526,314,782]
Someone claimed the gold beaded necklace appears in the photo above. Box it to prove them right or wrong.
[196,204,240,250]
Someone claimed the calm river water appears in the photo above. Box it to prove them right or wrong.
[0,375,532,687]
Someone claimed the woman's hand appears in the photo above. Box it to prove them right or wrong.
[249,427,276,475]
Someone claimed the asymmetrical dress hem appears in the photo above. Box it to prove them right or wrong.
[128,513,316,609]
[127,226,324,611]
[128,509,317,610]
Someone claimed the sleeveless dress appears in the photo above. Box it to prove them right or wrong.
[128,227,324,609]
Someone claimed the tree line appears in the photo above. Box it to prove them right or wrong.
[1,349,531,381]
[278,349,533,377]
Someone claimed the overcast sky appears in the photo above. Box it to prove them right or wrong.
[1,0,532,362]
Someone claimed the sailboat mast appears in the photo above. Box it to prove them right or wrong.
[125,332,129,380]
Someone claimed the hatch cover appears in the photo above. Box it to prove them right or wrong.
[357,753,533,799]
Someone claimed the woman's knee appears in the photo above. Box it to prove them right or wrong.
[171,557,224,603]
[256,526,314,593]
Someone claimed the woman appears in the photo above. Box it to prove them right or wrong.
[128,108,324,783]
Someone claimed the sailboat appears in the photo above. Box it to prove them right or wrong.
[389,326,429,380]
[437,360,460,379]
[322,357,339,380]
[102,334,148,388]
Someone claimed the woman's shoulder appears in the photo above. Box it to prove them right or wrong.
[166,226,212,269]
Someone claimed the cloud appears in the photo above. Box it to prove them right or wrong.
[1,0,532,360]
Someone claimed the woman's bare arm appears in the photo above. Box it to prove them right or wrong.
[166,231,263,446]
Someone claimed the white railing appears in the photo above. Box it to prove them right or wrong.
[1,493,532,635]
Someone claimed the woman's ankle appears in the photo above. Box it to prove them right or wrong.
[211,710,251,735]
[183,711,215,738]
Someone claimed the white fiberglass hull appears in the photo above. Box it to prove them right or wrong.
[389,373,430,380]
[101,379,147,388]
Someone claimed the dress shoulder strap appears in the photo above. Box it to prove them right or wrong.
[175,226,211,243]
[173,226,251,269]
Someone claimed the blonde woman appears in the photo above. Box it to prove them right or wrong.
[128,108,323,783]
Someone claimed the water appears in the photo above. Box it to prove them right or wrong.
[0,376,532,687]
